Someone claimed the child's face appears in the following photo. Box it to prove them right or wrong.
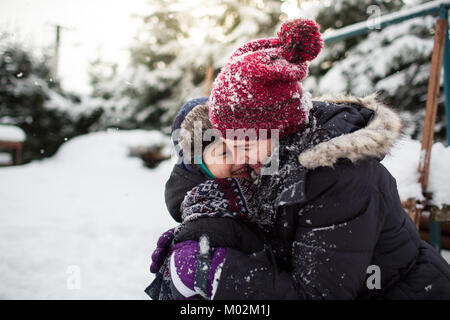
[223,137,273,175]
[203,140,251,179]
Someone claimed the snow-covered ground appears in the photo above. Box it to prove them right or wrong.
[0,130,448,299]
[0,129,177,299]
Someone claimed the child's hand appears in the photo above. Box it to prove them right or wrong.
[169,235,226,299]
[150,228,175,273]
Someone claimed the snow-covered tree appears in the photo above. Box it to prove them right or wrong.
[0,33,102,162]
[303,0,446,141]
[88,0,446,141]
[313,0,404,69]
[90,0,283,133]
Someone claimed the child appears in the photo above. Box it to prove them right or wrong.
[145,100,265,300]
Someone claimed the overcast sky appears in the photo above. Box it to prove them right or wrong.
[0,0,149,94]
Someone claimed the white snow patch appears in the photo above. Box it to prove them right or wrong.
[0,129,175,299]
[0,153,13,164]
[199,235,210,256]
[381,137,450,207]
[0,124,26,142]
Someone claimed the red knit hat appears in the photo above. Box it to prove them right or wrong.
[209,18,323,139]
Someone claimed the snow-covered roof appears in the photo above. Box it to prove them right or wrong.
[0,125,26,143]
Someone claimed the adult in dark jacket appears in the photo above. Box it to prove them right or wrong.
[216,95,450,299]
[164,17,450,299]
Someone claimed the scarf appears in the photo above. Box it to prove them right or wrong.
[177,177,256,231]
[252,116,323,232]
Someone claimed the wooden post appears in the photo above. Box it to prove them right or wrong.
[0,141,23,165]
[15,143,22,165]
[204,65,214,97]
[417,17,447,253]
[403,199,421,230]
[418,18,447,191]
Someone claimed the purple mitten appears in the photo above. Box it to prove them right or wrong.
[169,236,226,299]
[150,228,175,274]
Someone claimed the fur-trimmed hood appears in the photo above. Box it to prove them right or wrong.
[299,93,402,170]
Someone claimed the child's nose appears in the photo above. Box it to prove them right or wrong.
[233,149,249,165]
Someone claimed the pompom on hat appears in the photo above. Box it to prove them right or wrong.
[209,18,323,139]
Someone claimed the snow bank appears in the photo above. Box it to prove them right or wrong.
[0,124,26,142]
[52,129,172,167]
[381,137,450,207]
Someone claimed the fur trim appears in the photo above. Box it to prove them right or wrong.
[179,103,212,148]
[179,103,213,168]
[180,103,211,132]
[298,93,402,170]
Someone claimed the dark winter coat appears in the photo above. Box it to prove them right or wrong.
[168,94,450,300]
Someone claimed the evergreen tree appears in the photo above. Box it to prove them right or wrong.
[90,0,283,133]
[0,33,102,162]
[89,0,445,141]
[311,0,404,77]
[304,0,446,141]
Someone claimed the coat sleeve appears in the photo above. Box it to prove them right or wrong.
[214,160,386,300]
[213,246,304,299]
[175,217,266,254]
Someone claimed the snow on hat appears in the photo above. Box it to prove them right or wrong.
[209,18,323,139]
